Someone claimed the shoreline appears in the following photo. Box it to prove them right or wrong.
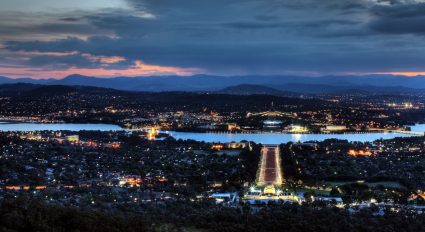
[0,120,424,136]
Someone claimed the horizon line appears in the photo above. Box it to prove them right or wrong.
[2,72,425,80]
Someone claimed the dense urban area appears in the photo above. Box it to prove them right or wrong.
[0,84,425,231]
[0,84,424,133]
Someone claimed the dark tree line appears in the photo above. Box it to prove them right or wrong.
[2,198,425,232]
[0,198,147,232]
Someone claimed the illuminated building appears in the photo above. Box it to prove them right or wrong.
[263,120,283,130]
[209,193,237,204]
[211,144,224,150]
[208,181,223,188]
[226,142,251,149]
[227,123,240,131]
[322,125,347,132]
[263,185,276,195]
[147,127,159,140]
[119,176,142,187]
[242,145,302,204]
[348,149,373,156]
[65,135,79,143]
[286,125,308,133]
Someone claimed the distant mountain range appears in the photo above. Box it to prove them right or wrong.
[217,83,424,95]
[0,74,425,94]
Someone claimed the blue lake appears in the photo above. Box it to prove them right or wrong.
[166,131,415,144]
[0,123,123,132]
[0,122,423,144]
[410,124,425,132]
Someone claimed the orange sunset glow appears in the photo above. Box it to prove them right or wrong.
[371,72,425,77]
[0,60,203,79]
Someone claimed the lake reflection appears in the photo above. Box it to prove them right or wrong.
[0,122,423,144]
[410,124,425,132]
[166,131,415,144]
[0,123,123,132]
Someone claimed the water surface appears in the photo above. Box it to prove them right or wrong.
[0,122,423,143]
[0,122,123,132]
[166,131,414,144]
[410,124,425,132]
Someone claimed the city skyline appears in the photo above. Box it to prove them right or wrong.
[3,1,425,231]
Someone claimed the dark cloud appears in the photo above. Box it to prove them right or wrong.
[369,16,425,34]
[0,22,102,37]
[223,22,287,30]
[3,0,425,75]
[0,11,111,40]
[6,37,89,53]
[60,17,82,22]
[26,55,95,70]
[262,0,368,11]
[371,2,425,17]
[368,3,425,34]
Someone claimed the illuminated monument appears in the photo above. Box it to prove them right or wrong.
[243,145,301,204]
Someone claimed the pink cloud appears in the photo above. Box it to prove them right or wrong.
[0,60,204,79]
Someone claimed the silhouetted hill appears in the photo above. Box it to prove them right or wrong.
[25,85,121,96]
[0,83,327,110]
[0,83,124,97]
[0,76,13,84]
[0,83,41,95]
[218,84,294,96]
[0,74,425,94]
[275,83,424,94]
[217,83,424,95]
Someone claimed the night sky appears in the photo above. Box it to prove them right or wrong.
[1,0,425,78]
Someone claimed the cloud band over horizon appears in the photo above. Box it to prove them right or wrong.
[2,0,425,78]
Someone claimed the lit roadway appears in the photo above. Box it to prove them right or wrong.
[257,145,283,187]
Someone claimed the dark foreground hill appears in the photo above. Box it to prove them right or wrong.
[1,198,425,232]
[0,83,121,96]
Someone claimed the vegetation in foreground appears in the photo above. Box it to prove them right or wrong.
[1,198,425,232]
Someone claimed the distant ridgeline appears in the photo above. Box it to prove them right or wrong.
[1,74,425,94]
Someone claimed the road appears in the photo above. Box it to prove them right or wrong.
[257,145,283,186]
